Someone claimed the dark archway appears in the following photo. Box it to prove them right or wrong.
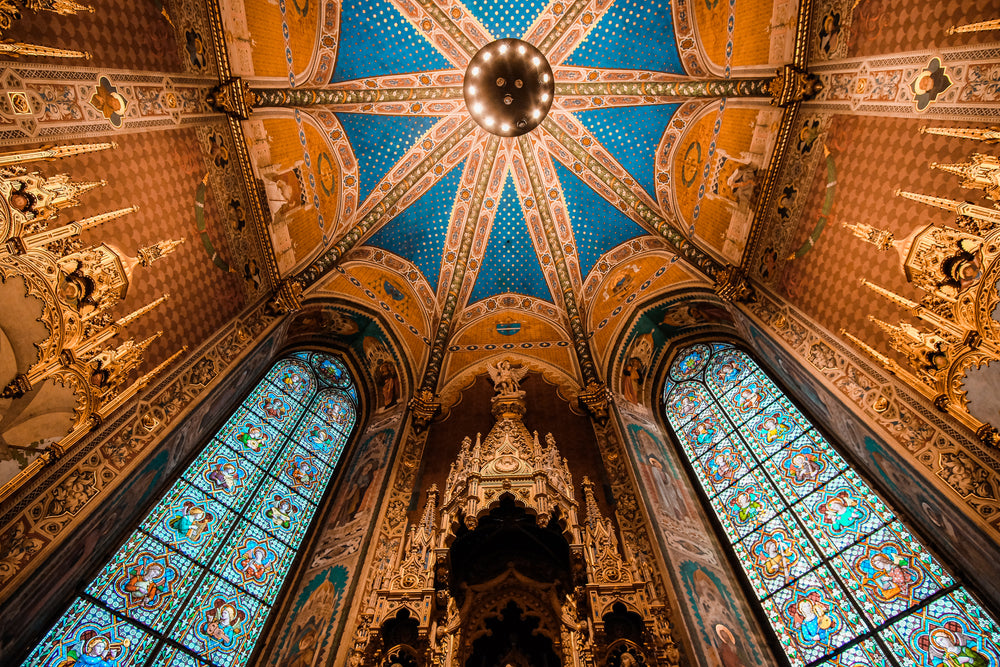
[466,601,560,667]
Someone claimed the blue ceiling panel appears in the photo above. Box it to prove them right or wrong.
[337,113,440,203]
[469,173,552,304]
[465,0,548,39]
[564,0,683,73]
[554,160,646,279]
[575,103,680,198]
[332,0,452,82]
[367,159,466,293]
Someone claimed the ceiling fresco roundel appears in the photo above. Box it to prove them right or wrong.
[293,0,689,313]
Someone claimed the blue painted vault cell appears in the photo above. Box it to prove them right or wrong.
[367,158,466,293]
[336,113,440,203]
[564,0,683,74]
[465,0,548,39]
[554,160,647,279]
[332,0,452,82]
[469,173,552,304]
[576,103,680,199]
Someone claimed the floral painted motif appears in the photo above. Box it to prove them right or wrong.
[88,76,129,128]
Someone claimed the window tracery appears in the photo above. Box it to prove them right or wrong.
[661,342,1000,667]
[22,351,357,667]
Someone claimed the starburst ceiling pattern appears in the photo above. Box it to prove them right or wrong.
[291,0,723,313]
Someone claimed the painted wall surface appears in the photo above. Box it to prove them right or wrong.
[262,411,402,667]
[617,399,773,667]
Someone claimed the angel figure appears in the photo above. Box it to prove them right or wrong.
[487,359,528,396]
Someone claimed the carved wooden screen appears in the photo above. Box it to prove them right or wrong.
[22,351,357,667]
[661,342,1000,666]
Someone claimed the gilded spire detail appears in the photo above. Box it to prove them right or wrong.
[0,141,117,167]
[860,279,919,311]
[919,126,1000,144]
[840,329,900,373]
[136,237,185,267]
[842,222,895,251]
[945,18,1000,35]
[135,346,188,390]
[115,293,169,328]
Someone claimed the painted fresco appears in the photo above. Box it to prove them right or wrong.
[265,418,400,666]
[616,299,734,405]
[620,405,770,667]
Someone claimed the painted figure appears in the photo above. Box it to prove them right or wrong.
[692,420,718,447]
[291,458,316,487]
[267,496,298,529]
[758,537,796,580]
[862,550,918,601]
[307,425,336,453]
[236,426,265,452]
[757,414,789,444]
[200,598,246,650]
[263,397,286,420]
[733,491,761,522]
[239,546,270,581]
[735,385,761,413]
[788,452,822,484]
[789,592,836,644]
[63,631,127,667]
[281,370,306,395]
[707,452,740,485]
[920,622,990,667]
[716,359,742,384]
[819,491,864,533]
[207,462,240,493]
[123,561,165,606]
[167,501,212,541]
[675,391,701,419]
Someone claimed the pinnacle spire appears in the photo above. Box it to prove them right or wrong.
[860,279,919,311]
[0,141,117,167]
[115,294,169,328]
[840,329,897,371]
[920,126,1000,144]
[895,189,961,213]
[136,237,185,267]
[136,346,188,390]
[842,222,895,252]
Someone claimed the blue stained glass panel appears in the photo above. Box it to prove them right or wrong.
[141,479,239,563]
[764,434,847,504]
[817,639,891,667]
[663,382,711,428]
[832,522,952,624]
[311,353,351,387]
[21,598,158,667]
[169,574,269,667]
[23,352,357,667]
[273,444,336,506]
[661,343,1000,667]
[265,358,316,403]
[769,568,867,667]
[249,476,314,549]
[795,471,893,557]
[252,384,305,434]
[692,437,754,498]
[149,646,212,666]
[713,468,782,540]
[880,590,1000,667]
[742,405,807,458]
[737,513,821,598]
[214,411,287,469]
[214,521,298,604]
[668,343,711,382]
[187,442,266,512]
[85,531,203,632]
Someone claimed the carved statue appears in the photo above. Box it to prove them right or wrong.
[486,359,528,396]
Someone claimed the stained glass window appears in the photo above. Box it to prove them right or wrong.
[23,351,357,667]
[661,342,1000,667]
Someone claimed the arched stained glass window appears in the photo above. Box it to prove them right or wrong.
[661,342,1000,667]
[22,351,357,667]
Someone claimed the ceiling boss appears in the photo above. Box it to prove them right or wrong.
[463,39,555,137]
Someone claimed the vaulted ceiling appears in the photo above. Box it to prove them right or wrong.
[229,0,774,381]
